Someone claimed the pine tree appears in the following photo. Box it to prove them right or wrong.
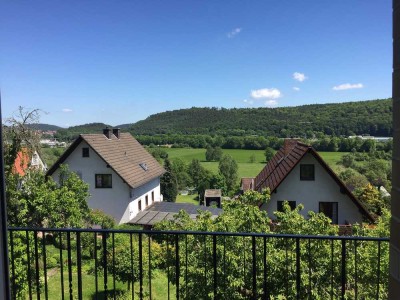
[160,158,178,202]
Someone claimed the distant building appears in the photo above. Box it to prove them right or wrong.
[204,189,222,208]
[240,177,254,193]
[348,136,392,142]
[40,139,66,148]
[243,139,374,225]
[13,148,47,176]
[47,128,165,224]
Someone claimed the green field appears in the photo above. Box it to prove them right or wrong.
[164,148,346,179]
[41,146,347,179]
[176,193,199,204]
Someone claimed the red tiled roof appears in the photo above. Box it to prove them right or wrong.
[240,177,254,192]
[13,149,30,176]
[255,141,309,192]
[254,139,375,222]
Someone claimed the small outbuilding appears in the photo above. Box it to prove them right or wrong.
[204,189,222,208]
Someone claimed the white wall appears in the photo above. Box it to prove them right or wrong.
[52,141,162,224]
[126,178,161,221]
[260,153,363,224]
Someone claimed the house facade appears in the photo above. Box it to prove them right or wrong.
[47,128,165,224]
[243,139,374,224]
[13,149,47,176]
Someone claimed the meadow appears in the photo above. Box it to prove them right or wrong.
[42,146,347,179]
[163,148,347,179]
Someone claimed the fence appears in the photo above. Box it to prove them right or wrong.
[8,227,389,299]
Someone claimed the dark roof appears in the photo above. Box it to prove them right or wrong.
[254,140,375,222]
[47,132,165,188]
[204,189,222,197]
[129,202,223,226]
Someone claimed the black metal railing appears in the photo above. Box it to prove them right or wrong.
[7,227,389,300]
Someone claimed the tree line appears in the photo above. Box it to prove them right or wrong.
[130,98,392,137]
[139,134,392,152]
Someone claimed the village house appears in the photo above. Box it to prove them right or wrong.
[241,139,374,224]
[13,148,47,176]
[47,128,165,224]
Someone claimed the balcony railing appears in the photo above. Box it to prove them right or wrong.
[8,227,389,299]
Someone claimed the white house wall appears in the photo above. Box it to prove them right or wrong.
[51,141,162,224]
[260,153,363,224]
[127,178,162,221]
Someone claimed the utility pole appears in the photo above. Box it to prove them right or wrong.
[0,92,11,299]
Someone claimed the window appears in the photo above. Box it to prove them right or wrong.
[300,164,315,181]
[277,201,296,212]
[152,191,154,202]
[82,147,89,157]
[138,200,142,211]
[319,202,338,224]
[145,195,148,206]
[95,174,112,188]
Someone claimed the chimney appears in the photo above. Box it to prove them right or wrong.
[103,127,111,139]
[283,138,299,155]
[113,128,120,139]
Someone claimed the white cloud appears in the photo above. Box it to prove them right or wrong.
[227,28,242,38]
[265,100,278,107]
[243,99,254,105]
[293,87,300,91]
[293,72,307,82]
[332,83,364,90]
[62,108,73,113]
[250,88,281,99]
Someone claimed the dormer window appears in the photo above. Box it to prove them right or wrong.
[139,163,148,171]
[82,148,89,157]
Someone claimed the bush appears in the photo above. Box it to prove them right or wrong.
[46,257,58,269]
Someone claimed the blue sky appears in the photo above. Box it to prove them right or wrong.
[0,1,392,127]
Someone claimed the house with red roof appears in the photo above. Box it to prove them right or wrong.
[13,148,47,176]
[242,139,374,224]
[47,128,165,224]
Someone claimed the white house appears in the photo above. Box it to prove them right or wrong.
[46,128,165,224]
[242,139,374,224]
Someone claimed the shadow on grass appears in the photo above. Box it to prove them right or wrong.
[91,289,131,300]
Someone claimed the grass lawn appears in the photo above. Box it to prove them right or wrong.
[40,268,173,299]
[176,193,199,205]
[38,244,174,299]
[164,148,347,178]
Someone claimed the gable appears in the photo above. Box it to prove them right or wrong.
[47,132,165,188]
[253,140,374,222]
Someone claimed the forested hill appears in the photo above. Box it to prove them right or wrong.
[129,99,392,137]
[55,123,112,141]
[27,123,63,131]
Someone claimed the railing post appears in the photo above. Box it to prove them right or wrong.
[341,239,346,300]
[213,235,217,299]
[296,238,300,300]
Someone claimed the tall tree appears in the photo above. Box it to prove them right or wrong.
[160,158,178,202]
[264,147,274,162]
[218,154,238,193]
[3,107,41,174]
